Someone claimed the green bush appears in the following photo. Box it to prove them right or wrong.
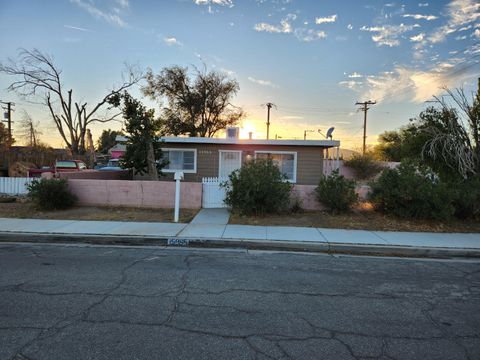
[27,178,77,210]
[316,170,358,212]
[343,153,384,180]
[451,176,480,220]
[223,158,292,215]
[370,162,454,220]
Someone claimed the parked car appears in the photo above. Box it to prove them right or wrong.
[28,160,88,178]
[98,159,123,171]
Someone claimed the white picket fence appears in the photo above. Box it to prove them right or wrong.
[0,177,35,195]
[202,177,229,208]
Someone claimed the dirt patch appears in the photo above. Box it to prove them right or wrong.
[229,204,480,233]
[0,201,198,223]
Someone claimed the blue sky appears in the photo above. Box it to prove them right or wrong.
[0,0,479,149]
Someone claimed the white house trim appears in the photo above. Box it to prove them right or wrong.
[161,148,197,173]
[116,135,339,148]
[254,150,298,183]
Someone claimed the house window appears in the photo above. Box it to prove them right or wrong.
[161,149,197,173]
[255,151,297,183]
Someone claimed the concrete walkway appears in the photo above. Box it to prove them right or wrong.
[0,216,479,253]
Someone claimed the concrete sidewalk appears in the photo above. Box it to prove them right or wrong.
[0,216,479,258]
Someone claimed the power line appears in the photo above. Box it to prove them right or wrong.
[0,101,15,147]
[355,100,376,155]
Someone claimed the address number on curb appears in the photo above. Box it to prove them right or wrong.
[167,238,190,246]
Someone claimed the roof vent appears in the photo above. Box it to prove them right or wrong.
[226,127,240,139]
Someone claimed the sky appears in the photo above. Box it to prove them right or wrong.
[0,0,479,150]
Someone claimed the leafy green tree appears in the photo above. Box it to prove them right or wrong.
[109,92,166,180]
[96,129,124,154]
[143,66,244,137]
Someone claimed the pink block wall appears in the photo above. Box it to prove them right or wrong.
[292,185,326,211]
[68,179,202,209]
[59,170,132,180]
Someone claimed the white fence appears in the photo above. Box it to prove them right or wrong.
[202,177,228,208]
[0,177,34,195]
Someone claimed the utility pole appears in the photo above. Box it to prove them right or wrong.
[1,101,15,147]
[355,100,376,155]
[264,102,275,140]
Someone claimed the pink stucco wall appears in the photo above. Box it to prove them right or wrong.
[292,185,326,211]
[293,184,372,211]
[59,170,132,180]
[68,179,202,209]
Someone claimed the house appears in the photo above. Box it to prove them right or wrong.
[159,136,339,186]
[109,143,126,159]
[117,130,340,185]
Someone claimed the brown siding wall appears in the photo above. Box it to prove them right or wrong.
[158,143,325,185]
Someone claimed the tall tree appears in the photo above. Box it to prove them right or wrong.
[18,111,42,147]
[0,123,10,148]
[143,65,244,137]
[96,129,124,154]
[109,92,166,180]
[0,49,142,155]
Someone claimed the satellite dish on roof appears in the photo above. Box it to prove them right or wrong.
[326,127,335,140]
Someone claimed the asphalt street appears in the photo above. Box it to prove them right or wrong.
[1,243,479,360]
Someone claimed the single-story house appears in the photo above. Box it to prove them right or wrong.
[158,138,340,186]
[109,143,126,159]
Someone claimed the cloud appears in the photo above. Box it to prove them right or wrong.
[254,13,296,33]
[163,37,182,46]
[338,80,363,90]
[315,14,337,24]
[294,28,326,41]
[356,60,478,103]
[116,0,129,9]
[348,72,363,78]
[255,13,328,42]
[70,0,127,27]
[474,28,480,38]
[194,0,233,6]
[64,24,90,32]
[347,24,353,30]
[360,24,417,47]
[427,0,480,44]
[410,33,425,41]
[248,76,277,87]
[418,3,429,6]
[402,13,438,20]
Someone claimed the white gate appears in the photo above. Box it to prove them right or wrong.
[202,177,228,208]
[0,177,34,195]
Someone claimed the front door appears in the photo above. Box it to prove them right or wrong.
[219,150,242,178]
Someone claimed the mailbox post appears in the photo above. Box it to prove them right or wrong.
[174,171,184,223]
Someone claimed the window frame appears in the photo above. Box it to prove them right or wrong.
[254,150,297,183]
[161,148,197,173]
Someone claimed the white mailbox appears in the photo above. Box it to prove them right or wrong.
[174,171,184,181]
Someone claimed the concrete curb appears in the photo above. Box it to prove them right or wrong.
[1,231,480,259]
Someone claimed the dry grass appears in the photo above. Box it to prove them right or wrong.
[229,203,480,233]
[0,200,198,223]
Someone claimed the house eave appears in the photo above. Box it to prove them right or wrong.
[163,137,340,147]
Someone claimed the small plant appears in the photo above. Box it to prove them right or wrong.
[370,162,454,220]
[344,153,383,180]
[223,158,292,215]
[316,170,358,212]
[27,178,77,210]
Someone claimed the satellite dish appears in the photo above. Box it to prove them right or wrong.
[326,127,335,140]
